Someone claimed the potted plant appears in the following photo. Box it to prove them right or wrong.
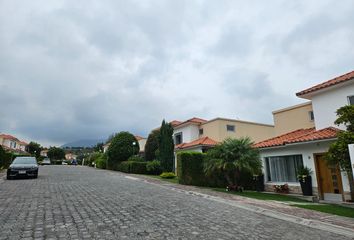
[297,166,313,196]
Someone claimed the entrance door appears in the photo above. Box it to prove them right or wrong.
[315,155,343,201]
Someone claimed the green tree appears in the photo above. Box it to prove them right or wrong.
[94,142,104,152]
[326,105,354,200]
[107,131,139,170]
[47,147,65,160]
[204,137,261,186]
[27,141,42,158]
[144,129,160,161]
[158,120,174,172]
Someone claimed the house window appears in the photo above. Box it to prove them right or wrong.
[174,132,183,145]
[309,111,314,121]
[265,155,303,182]
[199,128,203,135]
[226,125,235,132]
[348,96,354,105]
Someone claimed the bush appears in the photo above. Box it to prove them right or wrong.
[128,155,144,162]
[177,151,254,188]
[116,161,148,174]
[0,146,13,169]
[107,132,139,170]
[144,130,160,161]
[160,172,176,179]
[177,152,207,186]
[95,154,107,169]
[146,160,162,175]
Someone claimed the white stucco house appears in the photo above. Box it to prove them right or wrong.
[255,70,354,202]
[0,133,28,154]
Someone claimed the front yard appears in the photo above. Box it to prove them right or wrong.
[142,174,354,219]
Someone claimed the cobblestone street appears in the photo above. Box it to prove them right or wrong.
[0,166,352,240]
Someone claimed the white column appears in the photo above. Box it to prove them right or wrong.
[349,144,354,179]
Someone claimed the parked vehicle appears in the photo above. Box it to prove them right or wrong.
[41,158,51,165]
[7,157,38,179]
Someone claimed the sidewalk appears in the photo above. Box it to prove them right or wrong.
[130,173,354,238]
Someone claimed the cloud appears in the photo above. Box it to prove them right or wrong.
[0,0,353,146]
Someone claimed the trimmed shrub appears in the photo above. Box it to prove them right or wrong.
[177,152,207,186]
[146,160,162,175]
[160,172,176,179]
[127,155,144,162]
[0,147,13,170]
[107,132,139,170]
[129,161,147,174]
[117,161,148,174]
[116,161,131,173]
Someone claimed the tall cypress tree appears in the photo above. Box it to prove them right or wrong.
[158,120,175,172]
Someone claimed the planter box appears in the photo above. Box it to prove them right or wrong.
[299,176,313,196]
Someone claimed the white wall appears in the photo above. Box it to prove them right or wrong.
[260,141,350,193]
[173,124,200,144]
[138,139,147,152]
[311,83,354,130]
[259,141,348,189]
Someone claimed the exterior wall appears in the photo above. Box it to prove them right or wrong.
[273,102,315,135]
[311,83,354,130]
[173,124,200,144]
[201,119,274,143]
[103,144,110,153]
[2,139,15,149]
[259,141,351,200]
[138,139,147,152]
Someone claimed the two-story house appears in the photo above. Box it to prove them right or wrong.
[173,117,275,171]
[255,70,354,202]
[0,134,28,154]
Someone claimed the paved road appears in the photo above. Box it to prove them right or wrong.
[0,166,351,240]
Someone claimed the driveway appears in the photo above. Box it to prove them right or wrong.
[0,166,351,240]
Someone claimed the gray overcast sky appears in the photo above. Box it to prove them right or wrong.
[1,0,354,146]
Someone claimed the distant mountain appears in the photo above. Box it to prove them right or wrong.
[61,139,105,148]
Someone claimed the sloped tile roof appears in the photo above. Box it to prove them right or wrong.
[254,127,339,148]
[174,117,207,128]
[296,70,354,97]
[135,135,145,141]
[170,120,182,127]
[175,137,218,150]
[0,134,19,141]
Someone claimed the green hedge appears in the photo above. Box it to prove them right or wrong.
[177,151,255,189]
[146,160,162,175]
[177,152,207,186]
[116,161,148,174]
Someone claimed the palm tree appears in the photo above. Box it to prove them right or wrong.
[204,137,261,187]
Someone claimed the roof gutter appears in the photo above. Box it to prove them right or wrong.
[257,138,337,150]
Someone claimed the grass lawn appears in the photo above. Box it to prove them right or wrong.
[212,188,308,203]
[292,204,354,218]
[143,175,179,184]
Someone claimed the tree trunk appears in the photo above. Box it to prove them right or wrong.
[346,169,354,201]
[224,172,234,186]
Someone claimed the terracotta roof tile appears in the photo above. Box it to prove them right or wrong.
[254,127,339,148]
[175,137,218,150]
[170,120,182,127]
[0,134,19,141]
[296,70,354,97]
[174,117,207,128]
[135,135,145,141]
